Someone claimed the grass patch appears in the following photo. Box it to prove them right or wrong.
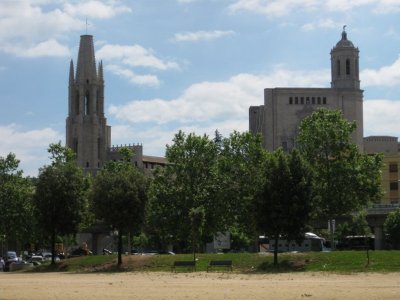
[27,251,400,273]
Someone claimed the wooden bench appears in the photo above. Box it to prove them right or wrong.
[207,260,232,272]
[171,260,196,272]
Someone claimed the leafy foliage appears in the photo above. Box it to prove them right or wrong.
[384,209,400,249]
[335,211,371,242]
[34,143,89,263]
[255,149,313,265]
[296,109,383,247]
[0,153,34,248]
[148,130,266,251]
[92,147,148,265]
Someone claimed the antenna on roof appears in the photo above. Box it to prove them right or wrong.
[85,17,89,34]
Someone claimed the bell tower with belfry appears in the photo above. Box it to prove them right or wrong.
[330,25,364,148]
[66,35,111,175]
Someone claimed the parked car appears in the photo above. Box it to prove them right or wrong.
[42,252,60,262]
[28,255,45,266]
[4,251,19,271]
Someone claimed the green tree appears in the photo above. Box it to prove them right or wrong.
[189,206,205,261]
[92,147,148,265]
[216,131,266,241]
[297,109,383,248]
[0,153,34,252]
[148,130,266,252]
[148,131,219,250]
[255,149,313,265]
[384,209,400,249]
[335,211,371,242]
[34,143,89,264]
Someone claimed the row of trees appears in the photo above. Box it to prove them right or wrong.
[0,109,387,265]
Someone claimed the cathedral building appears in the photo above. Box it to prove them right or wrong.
[67,34,165,254]
[66,35,165,176]
[249,28,363,151]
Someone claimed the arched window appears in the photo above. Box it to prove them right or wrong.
[346,59,350,75]
[337,60,341,76]
[85,92,90,115]
[75,92,80,115]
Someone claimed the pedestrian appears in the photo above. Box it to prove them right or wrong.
[0,256,4,271]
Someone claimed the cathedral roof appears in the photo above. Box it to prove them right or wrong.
[335,26,355,48]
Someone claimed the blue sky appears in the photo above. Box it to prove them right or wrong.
[1,0,400,176]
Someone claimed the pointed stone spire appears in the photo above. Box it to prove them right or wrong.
[69,59,74,84]
[76,35,97,83]
[98,60,104,82]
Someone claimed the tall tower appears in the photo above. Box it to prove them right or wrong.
[66,35,111,174]
[330,26,364,148]
[330,26,360,89]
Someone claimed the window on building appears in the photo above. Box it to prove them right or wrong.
[295,97,298,104]
[289,97,293,104]
[346,59,351,75]
[323,97,327,104]
[389,163,398,173]
[317,97,321,104]
[306,97,310,104]
[86,162,89,168]
[390,182,399,191]
[312,97,315,104]
[337,60,341,76]
[85,92,90,115]
[301,97,304,104]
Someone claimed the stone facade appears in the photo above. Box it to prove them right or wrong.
[66,35,166,176]
[364,136,400,204]
[250,29,363,151]
[66,35,166,254]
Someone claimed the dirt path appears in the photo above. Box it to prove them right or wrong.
[1,272,399,299]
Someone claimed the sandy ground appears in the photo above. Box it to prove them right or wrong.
[1,271,399,300]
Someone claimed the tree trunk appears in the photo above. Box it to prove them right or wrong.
[273,235,279,265]
[118,230,123,266]
[51,231,56,265]
[329,219,336,250]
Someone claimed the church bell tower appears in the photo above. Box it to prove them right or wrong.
[330,26,360,89]
[330,27,364,149]
[66,35,111,174]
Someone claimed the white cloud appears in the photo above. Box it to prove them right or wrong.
[364,99,400,137]
[107,64,160,86]
[228,0,320,17]
[63,0,132,19]
[228,0,400,17]
[0,124,63,176]
[97,44,178,70]
[0,0,131,57]
[177,0,197,3]
[108,66,329,125]
[97,44,178,86]
[361,57,400,87]
[0,39,71,58]
[302,18,343,31]
[173,30,236,42]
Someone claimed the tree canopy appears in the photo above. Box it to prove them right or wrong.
[148,130,266,252]
[92,147,148,265]
[384,209,400,249]
[255,149,313,264]
[0,153,34,250]
[34,143,89,263]
[297,109,383,247]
